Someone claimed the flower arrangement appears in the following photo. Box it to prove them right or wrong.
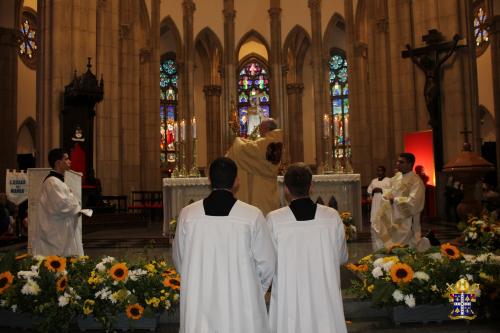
[340,212,357,241]
[0,252,180,332]
[460,215,500,251]
[346,244,500,314]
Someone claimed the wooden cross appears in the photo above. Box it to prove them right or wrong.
[402,29,463,171]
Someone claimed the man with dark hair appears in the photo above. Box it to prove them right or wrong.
[267,163,348,333]
[226,118,283,215]
[32,148,83,256]
[374,152,425,249]
[367,165,391,250]
[172,157,275,333]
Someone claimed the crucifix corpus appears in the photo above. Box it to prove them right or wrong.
[402,29,463,171]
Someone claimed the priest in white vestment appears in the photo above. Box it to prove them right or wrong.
[373,152,425,250]
[367,165,392,250]
[172,157,275,333]
[226,118,283,215]
[33,149,84,257]
[267,163,348,333]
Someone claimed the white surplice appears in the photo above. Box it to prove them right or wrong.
[33,176,83,257]
[367,176,391,250]
[267,204,348,333]
[172,200,275,333]
[373,171,425,250]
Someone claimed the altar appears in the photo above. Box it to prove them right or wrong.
[162,174,362,237]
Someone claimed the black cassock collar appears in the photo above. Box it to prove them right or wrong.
[203,189,237,216]
[289,197,317,221]
[44,170,65,183]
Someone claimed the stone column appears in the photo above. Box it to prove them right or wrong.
[37,0,97,167]
[182,0,195,167]
[223,0,236,149]
[308,0,325,168]
[203,85,222,163]
[491,15,500,185]
[269,1,284,131]
[286,83,304,162]
[0,27,18,189]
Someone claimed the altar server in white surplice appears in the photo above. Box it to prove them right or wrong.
[33,148,83,257]
[267,163,348,333]
[367,165,392,250]
[172,157,275,333]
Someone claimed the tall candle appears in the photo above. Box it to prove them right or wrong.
[323,114,330,137]
[174,122,179,142]
[192,116,197,139]
[180,119,186,142]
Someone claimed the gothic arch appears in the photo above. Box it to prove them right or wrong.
[283,25,311,83]
[323,12,346,59]
[194,27,223,85]
[17,117,36,154]
[283,25,311,163]
[160,16,183,58]
[236,29,270,61]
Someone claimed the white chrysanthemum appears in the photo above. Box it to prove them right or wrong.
[427,252,442,261]
[414,271,430,281]
[476,254,491,262]
[129,269,148,281]
[33,255,45,262]
[466,274,473,281]
[404,294,416,308]
[95,262,106,272]
[95,287,112,300]
[21,279,41,295]
[173,293,179,301]
[381,261,396,273]
[373,258,385,267]
[372,266,384,278]
[165,300,171,310]
[11,305,17,313]
[101,256,115,264]
[462,254,476,262]
[109,292,119,304]
[17,270,39,280]
[392,289,404,302]
[58,294,70,307]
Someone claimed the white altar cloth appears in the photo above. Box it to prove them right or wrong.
[162,174,362,237]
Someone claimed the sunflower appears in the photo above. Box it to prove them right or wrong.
[126,303,144,320]
[0,271,14,294]
[163,277,181,291]
[162,268,176,277]
[83,299,95,315]
[44,256,67,273]
[345,263,368,272]
[109,263,128,281]
[390,263,414,283]
[56,275,68,292]
[440,243,461,260]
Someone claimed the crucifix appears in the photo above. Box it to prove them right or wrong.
[402,29,463,171]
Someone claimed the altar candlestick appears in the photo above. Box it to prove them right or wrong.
[192,116,197,139]
[323,114,330,137]
[180,119,186,142]
[174,122,179,142]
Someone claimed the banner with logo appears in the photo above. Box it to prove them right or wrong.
[5,170,29,205]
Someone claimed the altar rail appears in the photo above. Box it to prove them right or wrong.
[162,174,362,238]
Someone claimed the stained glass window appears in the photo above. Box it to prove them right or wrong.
[329,50,350,161]
[160,58,178,168]
[237,60,270,137]
[473,1,490,56]
[18,10,37,69]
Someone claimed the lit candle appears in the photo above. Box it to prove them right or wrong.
[192,116,197,139]
[174,122,179,142]
[180,119,186,142]
[344,116,349,141]
[323,114,330,137]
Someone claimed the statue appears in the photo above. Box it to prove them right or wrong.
[246,94,266,137]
